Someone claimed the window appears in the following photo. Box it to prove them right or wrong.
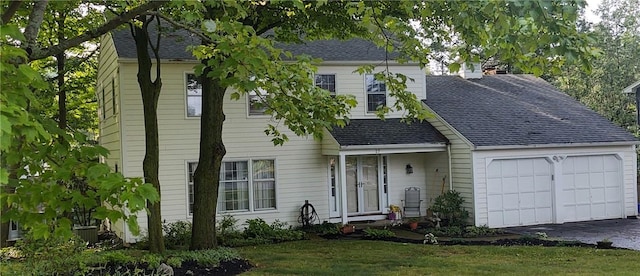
[365,74,386,112]
[187,159,276,214]
[248,89,268,115]
[112,78,117,115]
[186,73,202,117]
[315,74,336,96]
[101,87,106,119]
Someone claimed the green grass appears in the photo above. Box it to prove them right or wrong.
[238,240,640,275]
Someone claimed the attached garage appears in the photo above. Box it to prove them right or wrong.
[424,75,638,229]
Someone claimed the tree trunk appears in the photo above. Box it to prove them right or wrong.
[133,17,165,253]
[56,15,67,131]
[190,61,226,250]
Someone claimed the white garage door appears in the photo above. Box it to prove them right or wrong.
[562,155,622,222]
[487,158,553,227]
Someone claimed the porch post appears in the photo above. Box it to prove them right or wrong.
[339,153,348,224]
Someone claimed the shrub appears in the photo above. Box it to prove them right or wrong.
[10,232,90,275]
[301,222,340,235]
[363,228,396,239]
[431,190,470,227]
[162,220,192,249]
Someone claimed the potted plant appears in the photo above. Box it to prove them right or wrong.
[388,204,401,220]
[70,176,100,244]
[407,217,419,230]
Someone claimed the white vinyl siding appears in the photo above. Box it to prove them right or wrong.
[423,105,475,217]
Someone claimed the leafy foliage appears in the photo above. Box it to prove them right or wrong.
[162,221,192,250]
[550,0,640,133]
[217,217,305,247]
[300,222,341,236]
[431,190,470,227]
[363,228,396,239]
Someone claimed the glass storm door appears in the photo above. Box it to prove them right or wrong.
[346,156,380,215]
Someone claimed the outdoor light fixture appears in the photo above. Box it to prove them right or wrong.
[406,164,413,174]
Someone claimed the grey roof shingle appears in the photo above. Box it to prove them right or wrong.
[329,118,448,146]
[423,75,638,147]
[111,27,395,61]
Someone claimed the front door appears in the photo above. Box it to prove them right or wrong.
[346,156,380,214]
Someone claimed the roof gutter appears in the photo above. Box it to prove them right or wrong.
[474,141,640,151]
[117,58,417,66]
[339,143,447,154]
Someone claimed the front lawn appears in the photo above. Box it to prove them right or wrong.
[238,240,640,275]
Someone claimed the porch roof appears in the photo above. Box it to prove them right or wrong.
[328,118,448,151]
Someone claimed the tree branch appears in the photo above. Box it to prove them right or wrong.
[28,0,168,61]
[1,0,23,24]
[23,0,48,54]
[147,11,212,43]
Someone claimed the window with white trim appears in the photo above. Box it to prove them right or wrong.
[187,159,276,214]
[315,74,336,96]
[365,74,386,112]
[248,89,268,115]
[186,73,202,117]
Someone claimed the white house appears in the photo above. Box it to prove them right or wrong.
[97,28,638,242]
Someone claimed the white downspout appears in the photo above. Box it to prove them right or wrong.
[339,153,348,225]
[447,144,453,190]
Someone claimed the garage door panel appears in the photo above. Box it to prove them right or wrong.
[589,156,604,171]
[574,158,590,173]
[605,172,618,187]
[590,172,604,188]
[487,178,502,194]
[487,158,553,227]
[487,195,503,211]
[519,176,534,192]
[501,161,518,177]
[574,173,590,188]
[517,159,534,176]
[562,155,622,223]
[535,192,552,207]
[503,194,519,210]
[519,193,535,208]
[503,177,519,193]
[605,187,621,202]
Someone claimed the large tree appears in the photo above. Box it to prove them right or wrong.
[0,0,163,246]
[161,0,596,249]
[552,0,640,131]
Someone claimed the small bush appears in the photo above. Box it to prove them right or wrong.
[171,247,239,266]
[363,228,396,239]
[301,222,340,235]
[431,190,470,227]
[163,220,192,249]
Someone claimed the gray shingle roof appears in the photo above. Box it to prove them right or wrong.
[423,75,638,147]
[111,27,395,61]
[329,118,448,146]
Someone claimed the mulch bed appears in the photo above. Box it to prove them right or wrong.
[320,229,601,249]
[87,259,252,275]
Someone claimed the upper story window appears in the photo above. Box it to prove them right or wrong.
[315,74,336,96]
[365,74,387,113]
[186,73,202,117]
[248,90,268,116]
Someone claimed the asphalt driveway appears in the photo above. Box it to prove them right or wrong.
[504,218,640,250]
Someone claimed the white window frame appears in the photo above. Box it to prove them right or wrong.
[186,158,277,216]
[185,73,202,118]
[365,74,387,113]
[247,90,269,116]
[315,74,336,96]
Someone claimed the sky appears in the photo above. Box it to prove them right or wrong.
[585,0,603,23]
